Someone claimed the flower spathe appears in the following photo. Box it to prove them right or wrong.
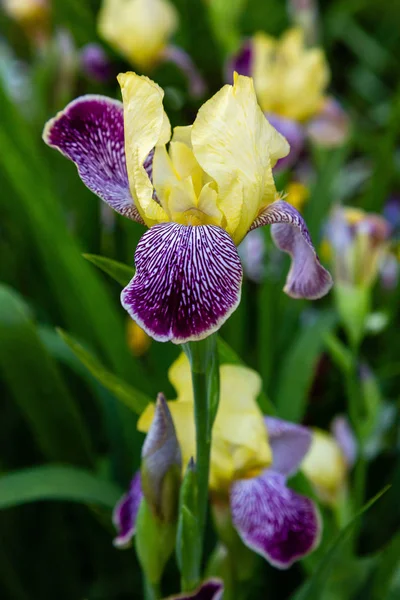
[138,355,321,568]
[98,0,178,71]
[43,72,332,344]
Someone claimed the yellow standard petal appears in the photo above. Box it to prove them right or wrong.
[301,429,347,506]
[138,354,272,493]
[98,0,178,71]
[118,71,170,226]
[191,73,289,244]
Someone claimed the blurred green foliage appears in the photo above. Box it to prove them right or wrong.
[0,0,400,598]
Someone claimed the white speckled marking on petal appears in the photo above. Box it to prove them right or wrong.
[121,223,243,343]
[43,95,146,223]
[230,471,321,569]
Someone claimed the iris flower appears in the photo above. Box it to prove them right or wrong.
[43,72,332,344]
[98,0,205,97]
[322,206,393,288]
[114,354,321,568]
[228,28,349,168]
[302,416,357,506]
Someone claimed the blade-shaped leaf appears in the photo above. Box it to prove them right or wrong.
[275,310,337,422]
[83,254,134,287]
[0,285,93,466]
[290,486,390,600]
[0,465,121,510]
[58,329,152,415]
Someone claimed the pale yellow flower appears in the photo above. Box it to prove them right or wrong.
[118,71,289,245]
[252,28,329,121]
[301,429,347,506]
[138,353,272,492]
[98,0,178,71]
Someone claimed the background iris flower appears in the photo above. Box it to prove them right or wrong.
[116,354,321,569]
[228,28,349,168]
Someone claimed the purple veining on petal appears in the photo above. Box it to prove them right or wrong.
[112,471,143,548]
[251,200,333,299]
[121,223,243,344]
[230,471,321,569]
[266,113,305,170]
[43,95,144,223]
[265,417,312,477]
[225,39,253,83]
[166,579,224,600]
[80,43,114,83]
[331,415,357,468]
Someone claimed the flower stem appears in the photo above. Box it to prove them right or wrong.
[143,577,160,600]
[183,334,219,579]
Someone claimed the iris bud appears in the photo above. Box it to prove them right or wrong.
[141,392,182,523]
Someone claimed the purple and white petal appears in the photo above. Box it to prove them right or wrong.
[266,113,305,170]
[230,471,321,569]
[265,417,312,477]
[112,471,143,548]
[225,39,253,82]
[251,200,332,299]
[121,223,243,344]
[43,95,144,223]
[166,579,224,600]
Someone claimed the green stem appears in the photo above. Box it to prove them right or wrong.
[143,577,161,600]
[183,334,219,579]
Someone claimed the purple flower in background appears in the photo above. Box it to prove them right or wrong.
[228,28,350,169]
[43,72,332,344]
[80,43,114,83]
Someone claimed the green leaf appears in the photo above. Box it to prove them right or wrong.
[58,329,152,415]
[0,465,121,510]
[370,531,400,600]
[275,310,337,422]
[0,285,93,466]
[83,254,134,287]
[290,486,390,600]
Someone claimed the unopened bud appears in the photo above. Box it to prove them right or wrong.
[141,393,182,522]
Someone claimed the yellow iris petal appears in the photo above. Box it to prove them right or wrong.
[99,0,178,71]
[118,72,170,226]
[191,73,289,244]
[301,429,347,505]
[138,354,272,492]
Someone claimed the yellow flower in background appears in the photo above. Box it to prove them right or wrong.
[138,353,272,491]
[126,319,151,356]
[98,0,178,71]
[252,28,329,122]
[301,429,348,506]
[286,181,309,212]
